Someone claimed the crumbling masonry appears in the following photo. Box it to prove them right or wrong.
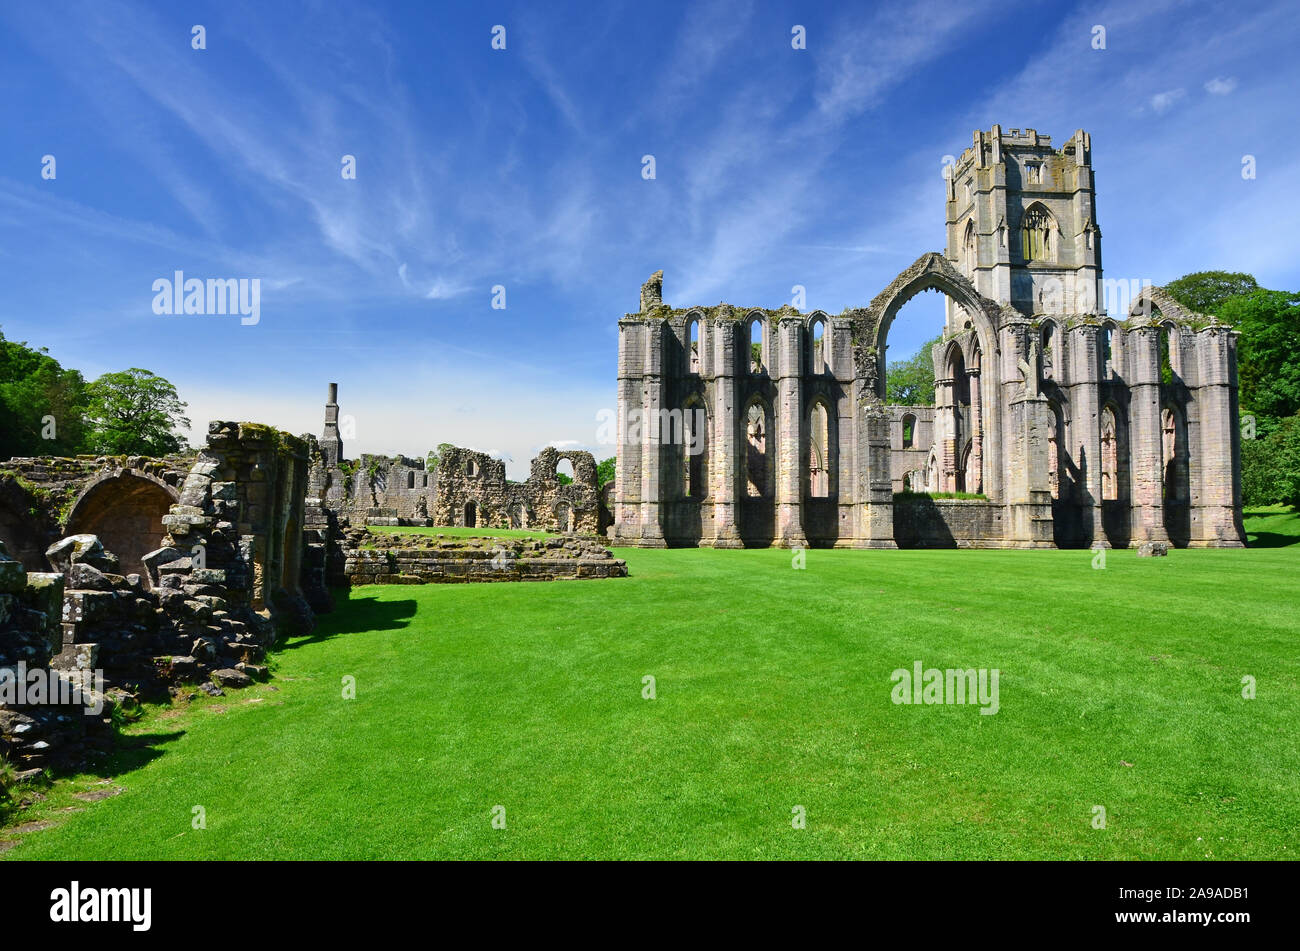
[307,385,606,536]
[614,126,1245,549]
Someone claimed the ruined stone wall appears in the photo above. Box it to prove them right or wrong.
[0,455,192,573]
[613,125,1246,551]
[1,540,110,772]
[151,421,315,642]
[891,498,1005,549]
[305,384,605,543]
[888,406,937,492]
[343,531,627,584]
[1,421,336,773]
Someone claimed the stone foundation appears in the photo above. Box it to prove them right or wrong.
[343,531,627,585]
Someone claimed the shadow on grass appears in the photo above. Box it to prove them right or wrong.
[90,729,186,779]
[276,587,418,652]
[1243,507,1300,548]
[2,728,186,833]
[4,590,419,835]
[1245,531,1300,548]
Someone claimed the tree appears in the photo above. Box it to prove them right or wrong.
[886,334,941,405]
[0,329,88,459]
[596,456,615,488]
[84,368,190,456]
[1165,271,1259,315]
[1217,290,1300,431]
[1241,414,1300,508]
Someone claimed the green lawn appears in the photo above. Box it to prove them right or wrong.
[3,509,1297,859]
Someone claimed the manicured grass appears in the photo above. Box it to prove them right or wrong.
[4,513,1298,859]
[368,524,556,541]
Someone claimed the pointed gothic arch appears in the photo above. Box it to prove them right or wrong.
[863,253,1002,400]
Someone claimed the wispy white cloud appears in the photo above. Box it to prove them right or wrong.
[1149,88,1186,113]
[1205,76,1238,95]
[426,279,470,301]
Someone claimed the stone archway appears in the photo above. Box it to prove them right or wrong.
[63,471,178,581]
[861,252,1004,399]
[860,252,1007,503]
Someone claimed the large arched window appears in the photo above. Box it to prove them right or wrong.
[809,401,831,498]
[901,413,917,449]
[1047,402,1062,499]
[687,317,701,374]
[1041,320,1056,379]
[810,317,827,374]
[1159,323,1176,384]
[1100,407,1119,501]
[1021,204,1054,262]
[947,346,969,492]
[1161,406,1188,503]
[1101,323,1118,378]
[748,317,765,374]
[682,398,708,499]
[963,219,976,272]
[745,400,771,496]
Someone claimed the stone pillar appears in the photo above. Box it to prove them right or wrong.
[1127,327,1169,545]
[855,396,897,548]
[613,320,644,544]
[967,366,983,493]
[1191,327,1246,546]
[935,376,956,492]
[637,321,667,547]
[774,317,807,548]
[1066,324,1105,547]
[708,319,743,547]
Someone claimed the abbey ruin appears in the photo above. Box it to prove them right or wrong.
[0,390,620,772]
[0,123,1253,777]
[613,126,1246,550]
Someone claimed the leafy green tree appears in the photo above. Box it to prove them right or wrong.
[0,329,88,459]
[1217,290,1300,431]
[84,368,190,456]
[596,456,615,488]
[886,334,941,405]
[1165,271,1258,315]
[1241,414,1300,508]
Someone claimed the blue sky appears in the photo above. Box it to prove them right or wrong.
[2,0,1297,477]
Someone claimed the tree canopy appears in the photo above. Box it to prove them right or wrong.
[83,368,191,456]
[1217,290,1300,429]
[0,330,88,457]
[886,334,941,405]
[1165,270,1259,315]
[1166,271,1300,510]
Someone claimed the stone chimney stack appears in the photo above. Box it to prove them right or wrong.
[321,382,343,466]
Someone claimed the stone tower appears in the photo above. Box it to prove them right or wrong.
[944,126,1102,327]
[321,382,343,466]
